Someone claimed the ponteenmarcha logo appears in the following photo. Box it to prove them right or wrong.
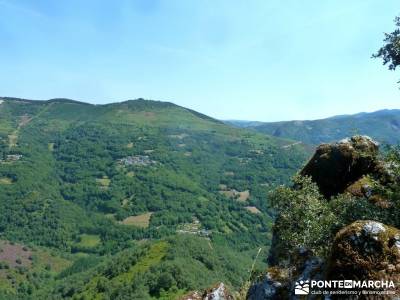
[294,279,396,296]
[294,280,310,295]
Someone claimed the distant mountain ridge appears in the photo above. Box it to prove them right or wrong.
[226,109,400,145]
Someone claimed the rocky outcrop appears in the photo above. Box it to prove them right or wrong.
[344,175,392,208]
[327,220,400,286]
[247,136,400,299]
[247,249,324,300]
[181,283,233,300]
[203,283,233,300]
[181,291,202,300]
[300,135,380,198]
[246,267,288,300]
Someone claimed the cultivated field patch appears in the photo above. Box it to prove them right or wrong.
[219,186,250,202]
[245,206,261,214]
[120,212,153,228]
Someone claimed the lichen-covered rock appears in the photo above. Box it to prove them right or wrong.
[344,175,392,208]
[292,248,324,285]
[180,283,233,300]
[345,175,375,198]
[180,291,202,300]
[328,220,400,288]
[300,135,380,198]
[246,267,289,300]
[203,283,233,300]
[248,249,324,300]
[374,159,400,185]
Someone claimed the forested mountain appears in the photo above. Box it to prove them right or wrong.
[226,109,400,145]
[0,97,309,299]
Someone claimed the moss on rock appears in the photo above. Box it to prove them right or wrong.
[301,135,380,198]
[328,220,400,288]
[345,175,392,208]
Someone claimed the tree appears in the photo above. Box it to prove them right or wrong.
[373,16,400,74]
[268,175,336,260]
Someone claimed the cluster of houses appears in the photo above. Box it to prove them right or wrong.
[0,154,22,163]
[176,218,211,238]
[118,155,156,167]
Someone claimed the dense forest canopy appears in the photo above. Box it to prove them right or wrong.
[0,98,309,299]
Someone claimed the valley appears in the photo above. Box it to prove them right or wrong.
[1,97,398,299]
[0,97,309,299]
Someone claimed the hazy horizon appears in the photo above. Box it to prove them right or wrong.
[1,0,399,121]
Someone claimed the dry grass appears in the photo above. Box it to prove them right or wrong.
[238,190,250,202]
[120,212,153,228]
[0,178,13,185]
[219,188,250,202]
[245,206,261,214]
[0,240,32,268]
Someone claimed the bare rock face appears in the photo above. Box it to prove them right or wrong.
[246,268,288,300]
[247,249,324,300]
[328,220,400,287]
[180,283,233,300]
[180,291,202,300]
[203,283,233,300]
[300,135,380,198]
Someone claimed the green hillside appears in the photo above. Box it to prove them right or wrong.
[227,109,400,145]
[0,97,309,299]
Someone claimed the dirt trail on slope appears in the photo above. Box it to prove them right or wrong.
[8,103,54,148]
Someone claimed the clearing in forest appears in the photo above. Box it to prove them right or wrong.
[219,186,250,202]
[0,178,13,185]
[96,176,111,188]
[120,212,153,228]
[75,234,101,248]
[245,206,261,214]
[0,240,32,268]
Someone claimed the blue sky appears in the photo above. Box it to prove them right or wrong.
[0,0,399,121]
